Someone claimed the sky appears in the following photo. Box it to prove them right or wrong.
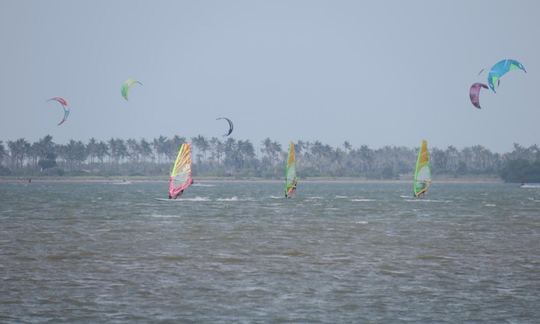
[0,0,539,152]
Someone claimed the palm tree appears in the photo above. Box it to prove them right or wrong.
[29,142,40,168]
[237,139,256,169]
[35,137,57,171]
[261,138,272,160]
[108,138,118,164]
[0,141,5,165]
[36,135,55,158]
[153,136,168,164]
[96,141,109,163]
[343,141,352,153]
[445,146,460,174]
[126,138,140,163]
[192,135,210,162]
[64,140,88,169]
[139,139,153,162]
[7,138,30,169]
[261,138,282,165]
[87,138,99,164]
[431,147,448,174]
[223,137,237,169]
[108,138,129,164]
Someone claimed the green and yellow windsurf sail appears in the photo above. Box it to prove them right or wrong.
[285,142,297,198]
[413,140,431,197]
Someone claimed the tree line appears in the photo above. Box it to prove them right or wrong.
[0,135,539,182]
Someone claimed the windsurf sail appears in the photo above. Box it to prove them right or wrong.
[413,140,431,197]
[168,143,193,198]
[285,142,297,198]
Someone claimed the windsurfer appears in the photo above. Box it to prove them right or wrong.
[416,182,427,198]
[169,190,183,199]
[286,180,297,198]
[169,179,193,199]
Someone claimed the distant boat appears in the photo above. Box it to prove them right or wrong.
[520,183,540,189]
[413,140,432,198]
[168,143,193,199]
[285,142,297,198]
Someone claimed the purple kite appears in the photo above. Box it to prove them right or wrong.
[469,83,488,109]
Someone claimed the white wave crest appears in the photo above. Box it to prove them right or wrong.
[217,197,239,201]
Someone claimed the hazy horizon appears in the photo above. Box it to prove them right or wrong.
[1,0,539,153]
[0,133,537,155]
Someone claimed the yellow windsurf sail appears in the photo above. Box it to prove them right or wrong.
[285,142,297,198]
[413,140,431,197]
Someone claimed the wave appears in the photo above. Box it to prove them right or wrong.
[216,197,239,201]
[351,198,376,202]
[149,214,182,218]
[416,254,456,261]
[111,181,132,185]
[192,183,216,187]
[403,199,450,203]
[520,183,540,189]
[180,196,211,201]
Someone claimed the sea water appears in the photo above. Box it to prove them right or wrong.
[1,181,539,322]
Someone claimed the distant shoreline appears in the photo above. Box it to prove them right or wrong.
[0,176,503,184]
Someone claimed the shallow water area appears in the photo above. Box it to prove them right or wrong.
[1,181,539,322]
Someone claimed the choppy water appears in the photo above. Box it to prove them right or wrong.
[1,181,539,323]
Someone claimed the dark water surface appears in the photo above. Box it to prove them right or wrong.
[1,181,539,323]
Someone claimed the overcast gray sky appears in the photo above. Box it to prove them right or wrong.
[0,0,538,152]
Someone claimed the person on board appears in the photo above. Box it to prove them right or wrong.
[286,179,297,198]
[168,178,194,199]
[416,182,427,198]
[169,189,184,200]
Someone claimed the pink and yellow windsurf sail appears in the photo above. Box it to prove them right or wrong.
[168,143,193,198]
